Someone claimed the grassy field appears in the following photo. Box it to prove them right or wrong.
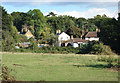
[2,53,118,81]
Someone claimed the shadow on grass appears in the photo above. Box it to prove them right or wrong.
[73,64,111,68]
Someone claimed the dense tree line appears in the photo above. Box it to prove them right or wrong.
[1,6,120,54]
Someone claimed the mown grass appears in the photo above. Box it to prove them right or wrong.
[2,53,118,81]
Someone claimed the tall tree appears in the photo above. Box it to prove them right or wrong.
[37,27,51,44]
[66,26,82,38]
[27,9,46,39]
[47,12,57,17]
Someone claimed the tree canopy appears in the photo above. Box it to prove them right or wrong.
[1,6,120,54]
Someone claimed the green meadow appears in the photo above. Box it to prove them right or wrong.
[2,53,118,81]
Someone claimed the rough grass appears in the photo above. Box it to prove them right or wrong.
[2,53,118,81]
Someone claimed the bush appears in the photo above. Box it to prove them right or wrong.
[91,42,114,55]
[103,45,113,55]
[78,43,92,54]
[29,42,38,51]
[91,42,104,54]
[97,55,118,62]
[97,55,118,68]
[35,46,80,54]
[2,65,15,82]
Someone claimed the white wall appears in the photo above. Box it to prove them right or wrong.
[71,41,88,48]
[58,32,70,41]
[85,37,99,41]
[73,43,79,48]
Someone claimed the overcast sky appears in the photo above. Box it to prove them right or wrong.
[1,0,119,19]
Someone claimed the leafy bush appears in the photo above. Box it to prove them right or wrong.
[17,46,80,54]
[97,55,118,62]
[78,43,92,54]
[97,55,118,68]
[103,45,113,55]
[91,42,104,54]
[91,42,114,55]
[29,42,38,51]
[2,65,15,82]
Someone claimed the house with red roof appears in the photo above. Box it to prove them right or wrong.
[84,32,99,41]
[55,29,99,48]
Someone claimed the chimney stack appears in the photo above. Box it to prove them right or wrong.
[56,29,61,34]
[96,28,98,32]
[81,30,84,35]
[58,30,61,33]
[86,29,88,32]
[80,35,82,39]
[71,35,73,39]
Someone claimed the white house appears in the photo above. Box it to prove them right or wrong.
[58,32,70,41]
[55,32,70,47]
[85,32,99,41]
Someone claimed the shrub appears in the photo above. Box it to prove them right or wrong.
[2,65,15,82]
[29,42,38,51]
[78,43,92,54]
[91,42,104,54]
[91,42,114,55]
[97,55,118,62]
[36,46,80,54]
[97,55,118,68]
[103,45,113,55]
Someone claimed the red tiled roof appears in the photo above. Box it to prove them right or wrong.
[72,38,88,43]
[85,32,98,38]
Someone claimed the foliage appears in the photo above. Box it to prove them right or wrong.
[66,26,82,38]
[91,42,104,54]
[48,33,58,46]
[97,55,118,68]
[10,22,20,43]
[11,12,23,31]
[29,42,38,51]
[47,12,57,17]
[16,46,80,54]
[27,9,45,21]
[27,9,46,40]
[2,6,20,52]
[2,6,12,31]
[2,31,15,52]
[91,42,114,55]
[98,16,120,53]
[2,65,15,82]
[19,34,28,43]
[38,46,79,54]
[37,27,51,43]
[28,37,35,43]
[78,43,92,54]
[77,41,114,55]
[1,5,120,54]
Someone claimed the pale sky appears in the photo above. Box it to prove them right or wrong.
[1,0,119,19]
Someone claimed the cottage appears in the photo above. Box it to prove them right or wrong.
[55,31,70,47]
[20,24,34,39]
[58,32,70,41]
[84,32,99,41]
[24,30,34,39]
[55,29,99,47]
